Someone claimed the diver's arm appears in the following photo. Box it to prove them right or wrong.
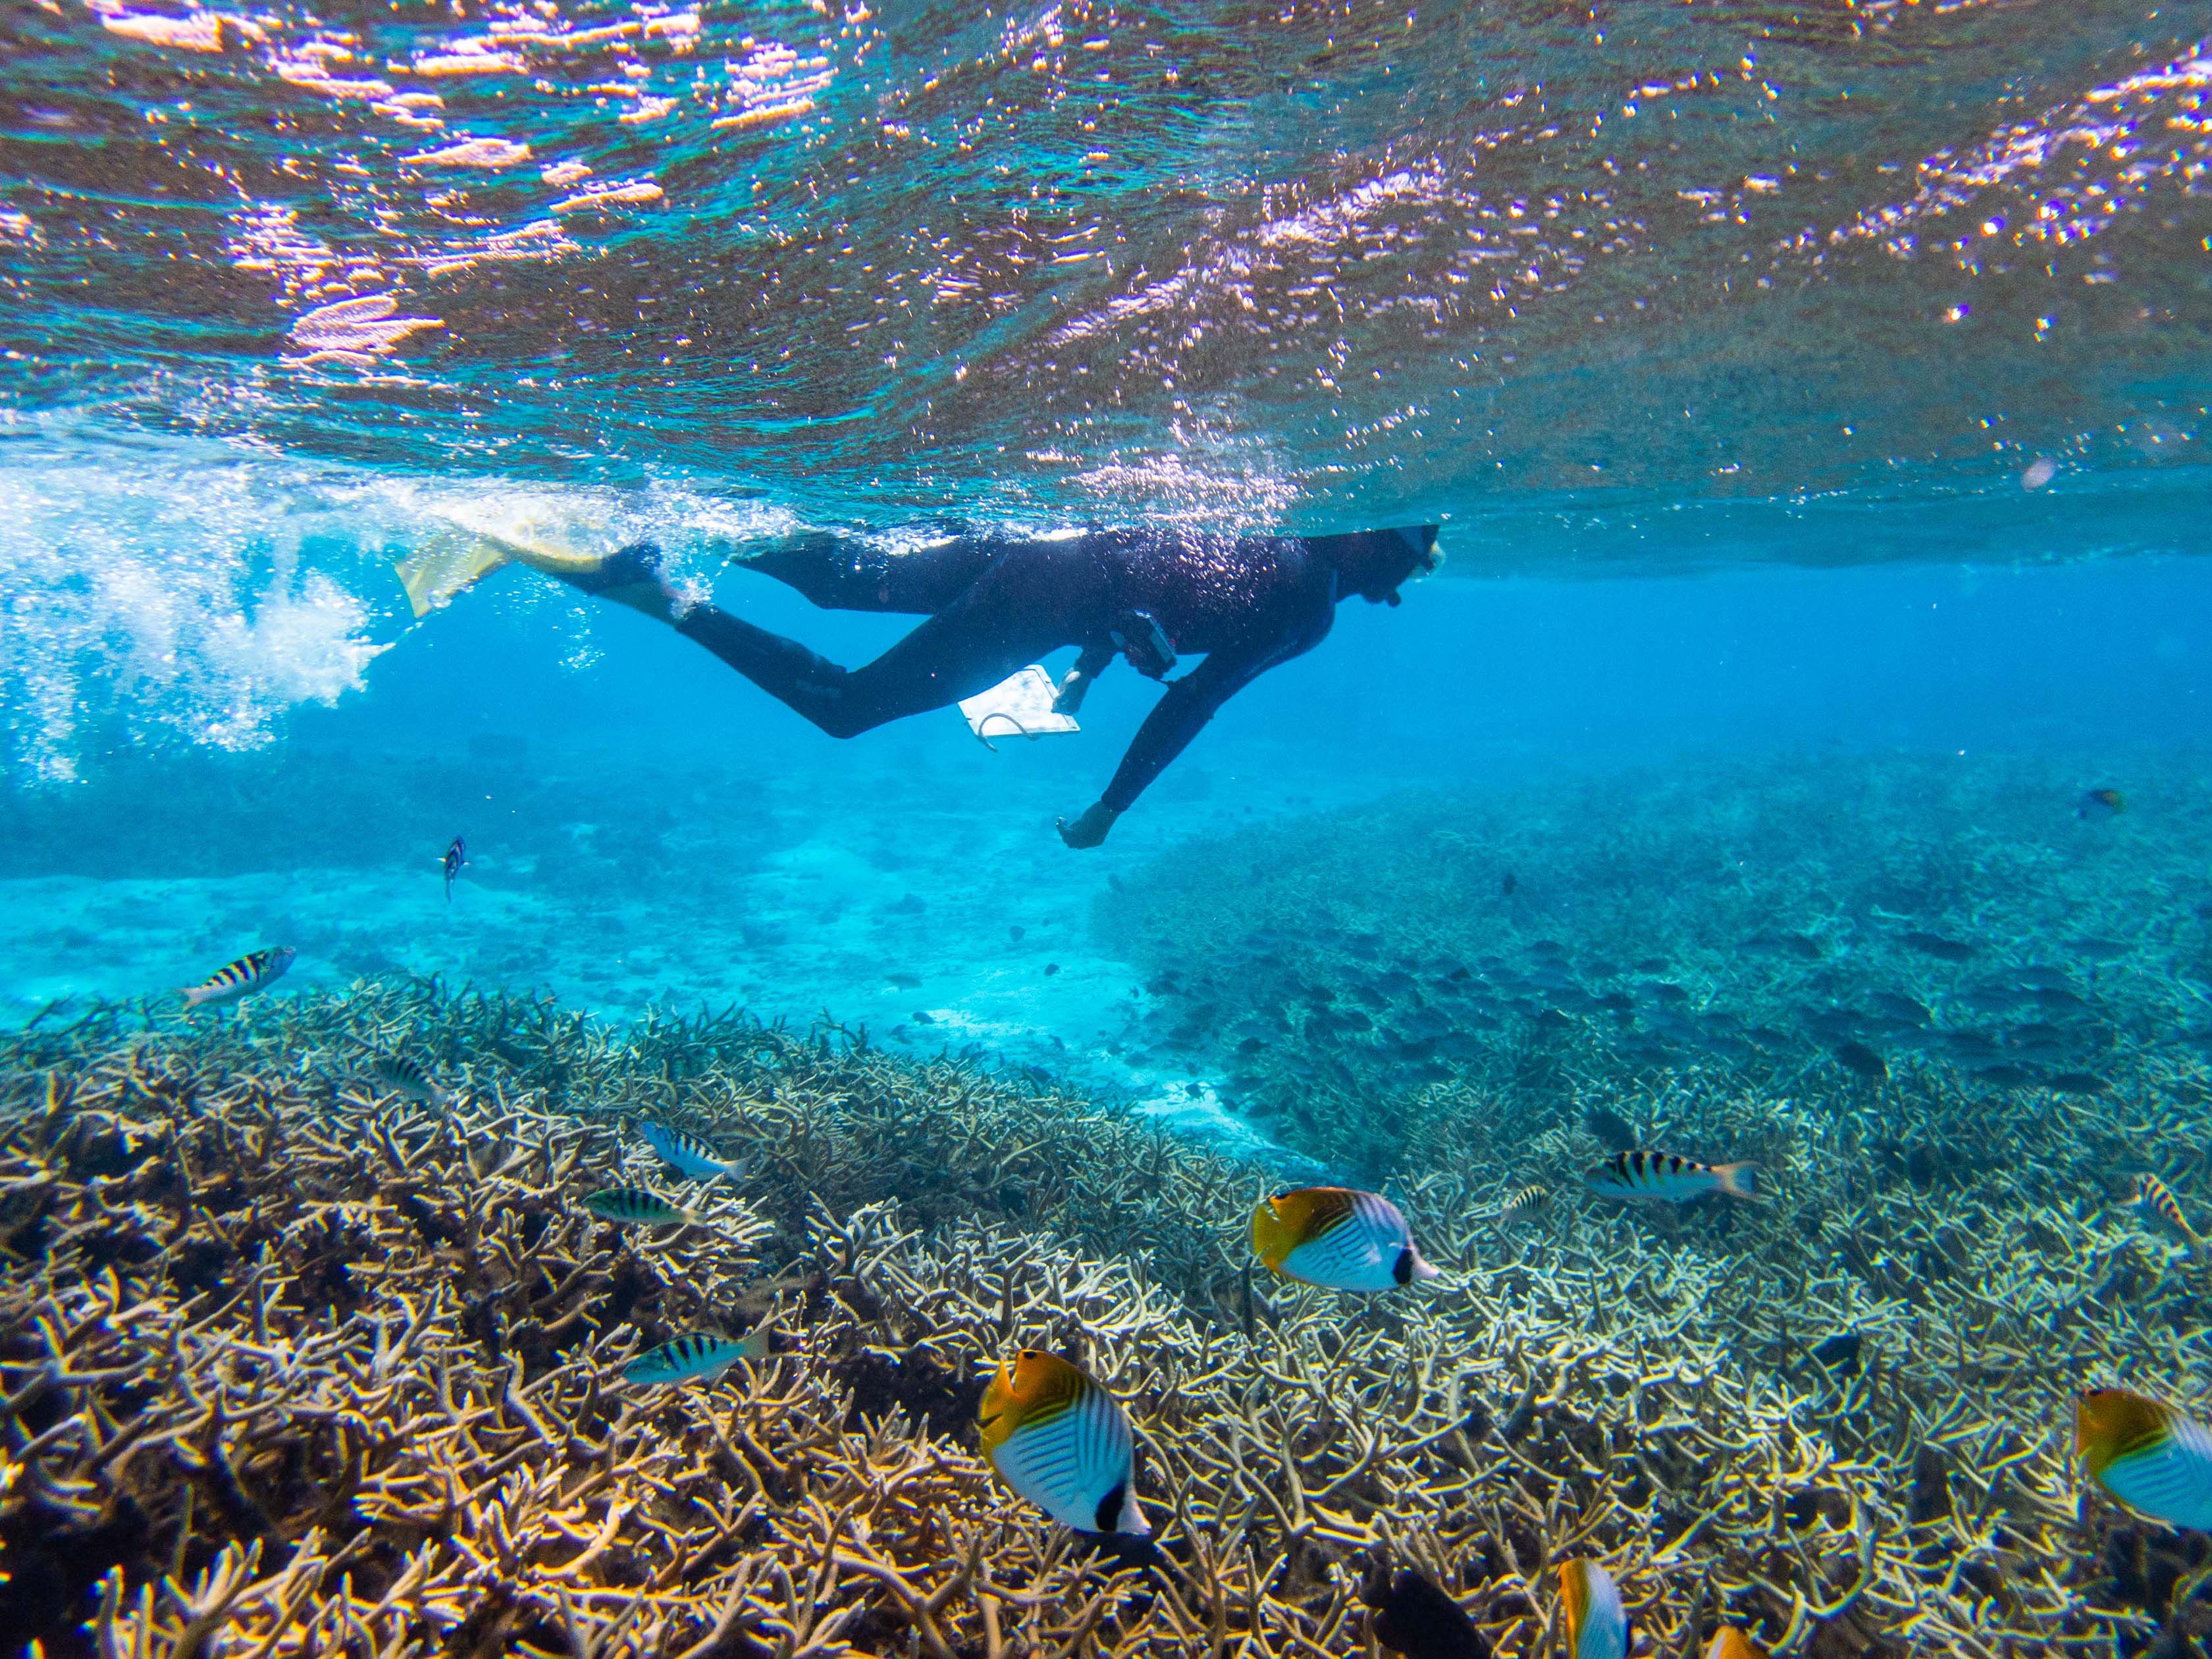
[1053,643,1117,714]
[1056,641,1283,848]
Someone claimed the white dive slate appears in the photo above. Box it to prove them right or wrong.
[959,666,1080,749]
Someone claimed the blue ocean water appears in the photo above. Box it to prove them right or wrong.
[9,4,2212,1652]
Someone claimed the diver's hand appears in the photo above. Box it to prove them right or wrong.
[1056,801,1119,849]
[1051,668,1091,715]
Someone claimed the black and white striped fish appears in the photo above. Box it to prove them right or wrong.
[2134,1174,2206,1251]
[1585,1149,1763,1205]
[1495,1184,1552,1223]
[584,1186,700,1226]
[181,946,296,1009]
[639,1120,747,1182]
[622,1327,772,1384]
[369,1053,450,1109]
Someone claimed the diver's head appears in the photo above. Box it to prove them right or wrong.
[1336,524,1441,604]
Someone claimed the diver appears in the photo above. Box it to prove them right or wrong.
[411,521,1439,848]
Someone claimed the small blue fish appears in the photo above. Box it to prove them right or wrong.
[622,1327,772,1384]
[639,1120,748,1182]
[442,835,466,900]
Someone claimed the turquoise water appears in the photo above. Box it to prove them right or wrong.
[2,0,2209,1270]
[5,2,2212,1653]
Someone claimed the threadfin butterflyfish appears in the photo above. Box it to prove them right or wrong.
[181,945,295,1010]
[2077,1388,2212,1530]
[639,1120,748,1182]
[1584,1150,1763,1206]
[1250,1186,1440,1291]
[978,1349,1146,1536]
[1558,1558,1629,1659]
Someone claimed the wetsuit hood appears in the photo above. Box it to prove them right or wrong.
[1322,525,1440,604]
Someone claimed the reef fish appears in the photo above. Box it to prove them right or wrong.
[585,1186,701,1226]
[442,834,466,899]
[1585,1151,1763,1205]
[1251,1186,1440,1290]
[622,1327,772,1384]
[1558,1559,1629,1659]
[2078,788,2126,820]
[2134,1174,2205,1252]
[978,1348,1147,1536]
[1496,1184,1552,1223]
[1706,1630,1767,1659]
[181,946,296,1010]
[2077,1389,2212,1530]
[1362,1563,1489,1659]
[639,1120,748,1182]
[370,1053,449,1109]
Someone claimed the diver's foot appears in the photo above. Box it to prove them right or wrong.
[1056,801,1119,850]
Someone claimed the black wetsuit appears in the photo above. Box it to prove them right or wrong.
[593,523,1437,820]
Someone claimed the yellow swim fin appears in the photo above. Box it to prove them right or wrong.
[395,498,622,618]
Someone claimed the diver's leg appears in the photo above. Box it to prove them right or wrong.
[743,527,1005,615]
[677,577,1065,739]
[540,540,686,621]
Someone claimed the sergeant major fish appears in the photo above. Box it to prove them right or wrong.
[181,945,296,1010]
[978,1348,1147,1536]
[2134,1174,2206,1253]
[1585,1150,1764,1205]
[1251,1186,1441,1291]
[585,1186,702,1226]
[639,1120,748,1182]
[622,1326,772,1384]
[1559,1558,1629,1659]
[1496,1184,1552,1223]
[370,1053,450,1109]
[2077,1388,2212,1530]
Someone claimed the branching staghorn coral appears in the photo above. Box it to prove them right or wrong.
[0,973,2190,1656]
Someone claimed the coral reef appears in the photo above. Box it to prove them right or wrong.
[2,964,2200,1656]
[1095,751,2212,1180]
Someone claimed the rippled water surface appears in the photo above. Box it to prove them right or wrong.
[4,0,2208,525]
